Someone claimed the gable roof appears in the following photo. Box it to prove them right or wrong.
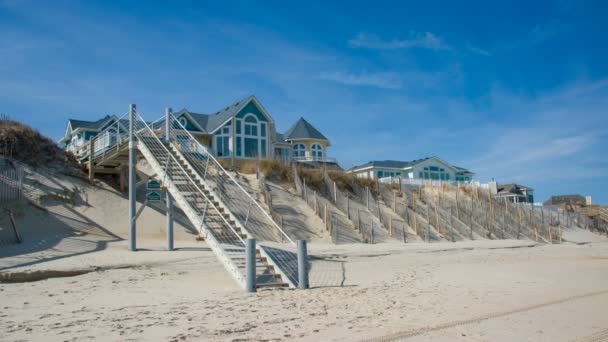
[68,115,114,131]
[497,183,534,194]
[348,156,473,174]
[172,95,275,134]
[283,117,329,142]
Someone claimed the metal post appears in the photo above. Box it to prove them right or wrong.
[128,104,137,251]
[297,240,309,289]
[164,108,174,251]
[88,138,95,182]
[246,238,256,293]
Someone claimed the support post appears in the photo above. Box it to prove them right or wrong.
[246,238,256,293]
[297,240,309,289]
[88,138,95,182]
[128,104,137,251]
[165,108,174,251]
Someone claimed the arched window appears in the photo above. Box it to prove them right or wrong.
[311,143,323,160]
[244,115,258,136]
[293,143,306,158]
[179,117,187,127]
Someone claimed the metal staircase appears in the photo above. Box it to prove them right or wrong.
[84,109,300,290]
[133,118,296,289]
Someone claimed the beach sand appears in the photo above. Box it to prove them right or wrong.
[2,238,607,342]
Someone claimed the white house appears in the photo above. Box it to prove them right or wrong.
[347,157,474,182]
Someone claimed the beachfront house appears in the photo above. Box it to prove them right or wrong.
[495,183,534,203]
[346,157,474,182]
[59,115,121,159]
[60,95,336,167]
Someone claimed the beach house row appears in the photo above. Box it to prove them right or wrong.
[60,95,337,167]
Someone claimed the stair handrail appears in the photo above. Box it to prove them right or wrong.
[164,113,295,245]
[135,114,247,246]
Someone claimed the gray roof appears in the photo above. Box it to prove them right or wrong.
[275,132,286,143]
[497,183,534,195]
[175,95,255,133]
[283,117,328,141]
[349,158,431,171]
[349,157,473,173]
[68,115,114,131]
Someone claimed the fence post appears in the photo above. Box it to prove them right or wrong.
[449,208,455,242]
[455,184,460,220]
[517,205,522,240]
[333,181,337,203]
[346,196,350,219]
[470,195,474,239]
[324,203,328,231]
[413,198,418,236]
[366,186,370,210]
[246,238,256,293]
[389,216,393,237]
[297,240,309,289]
[393,191,397,213]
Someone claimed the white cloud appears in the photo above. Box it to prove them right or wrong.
[466,44,491,56]
[318,71,402,89]
[348,32,451,51]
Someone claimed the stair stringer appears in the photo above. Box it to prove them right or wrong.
[137,140,247,289]
[168,143,297,288]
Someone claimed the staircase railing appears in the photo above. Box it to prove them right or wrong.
[135,115,247,245]
[160,113,295,246]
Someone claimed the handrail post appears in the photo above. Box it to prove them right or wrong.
[128,103,137,251]
[246,238,256,293]
[165,107,172,143]
[297,240,309,289]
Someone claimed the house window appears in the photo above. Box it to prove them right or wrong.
[244,138,258,157]
[244,115,257,135]
[234,114,267,159]
[378,171,384,178]
[293,143,306,158]
[311,143,323,159]
[179,117,187,127]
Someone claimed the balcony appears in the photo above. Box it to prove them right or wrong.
[292,156,338,163]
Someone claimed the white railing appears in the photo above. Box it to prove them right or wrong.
[293,156,337,163]
[161,113,295,245]
[378,177,487,188]
[135,115,247,245]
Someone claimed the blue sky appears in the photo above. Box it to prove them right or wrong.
[1,0,607,204]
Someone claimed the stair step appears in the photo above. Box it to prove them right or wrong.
[256,282,288,289]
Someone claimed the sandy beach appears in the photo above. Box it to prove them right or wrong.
[2,236,607,342]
